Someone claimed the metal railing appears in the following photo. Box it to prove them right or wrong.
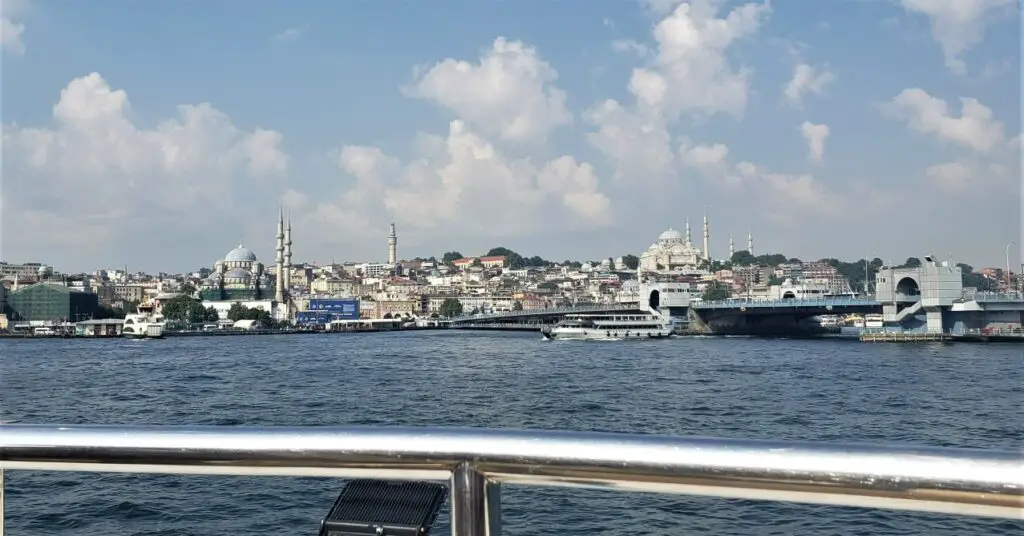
[970,291,1024,303]
[692,297,880,310]
[2,425,1021,535]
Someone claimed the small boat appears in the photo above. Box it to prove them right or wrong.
[541,312,672,341]
[122,304,166,339]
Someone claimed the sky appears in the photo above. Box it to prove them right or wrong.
[1,0,1020,273]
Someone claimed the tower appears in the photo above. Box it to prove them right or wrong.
[747,230,754,256]
[284,213,293,293]
[274,207,285,303]
[685,218,691,245]
[388,221,398,265]
[702,210,710,262]
[729,235,735,260]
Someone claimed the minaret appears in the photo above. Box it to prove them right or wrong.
[284,213,293,293]
[684,218,691,245]
[747,230,754,256]
[388,221,398,265]
[702,210,710,261]
[729,235,735,259]
[274,207,285,303]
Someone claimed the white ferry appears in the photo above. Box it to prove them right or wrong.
[541,312,672,340]
[122,304,166,339]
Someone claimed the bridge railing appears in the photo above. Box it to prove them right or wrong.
[1,425,1021,536]
[693,297,880,310]
[450,304,637,322]
[969,291,1024,303]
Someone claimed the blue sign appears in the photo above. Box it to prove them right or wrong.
[305,299,360,321]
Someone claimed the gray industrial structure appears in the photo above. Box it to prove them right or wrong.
[5,283,100,322]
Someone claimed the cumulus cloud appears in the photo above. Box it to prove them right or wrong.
[678,138,846,222]
[404,37,572,143]
[2,73,289,258]
[901,0,1016,74]
[783,63,835,107]
[800,121,829,162]
[307,120,611,238]
[628,0,770,120]
[886,87,1005,154]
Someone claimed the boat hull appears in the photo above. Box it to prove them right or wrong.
[123,324,165,339]
[542,326,672,340]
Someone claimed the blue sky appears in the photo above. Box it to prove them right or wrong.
[2,0,1020,273]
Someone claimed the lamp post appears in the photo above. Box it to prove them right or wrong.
[1006,241,1015,292]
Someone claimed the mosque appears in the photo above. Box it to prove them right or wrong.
[199,209,293,320]
[638,212,755,274]
[639,214,711,272]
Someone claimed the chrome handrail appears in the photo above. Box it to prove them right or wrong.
[2,425,1022,536]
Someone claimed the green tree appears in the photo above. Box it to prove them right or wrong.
[204,306,220,321]
[179,282,197,296]
[442,251,464,265]
[439,298,463,318]
[471,258,483,267]
[486,247,525,268]
[768,274,783,286]
[162,295,205,324]
[702,281,731,301]
[227,302,248,321]
[621,254,639,270]
[730,251,756,266]
[513,300,523,311]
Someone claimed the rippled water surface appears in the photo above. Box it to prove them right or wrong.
[2,332,1022,535]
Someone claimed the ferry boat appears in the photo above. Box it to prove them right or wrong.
[541,312,672,340]
[122,304,166,339]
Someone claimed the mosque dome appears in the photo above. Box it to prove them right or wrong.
[225,245,258,262]
[658,229,684,241]
[224,267,252,281]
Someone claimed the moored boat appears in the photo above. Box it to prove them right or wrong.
[122,304,166,339]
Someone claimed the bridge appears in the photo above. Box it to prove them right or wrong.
[688,297,882,335]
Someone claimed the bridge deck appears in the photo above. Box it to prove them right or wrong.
[692,297,880,310]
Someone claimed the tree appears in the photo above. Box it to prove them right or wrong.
[383,312,393,319]
[204,306,220,321]
[621,254,639,270]
[439,298,463,318]
[768,274,783,286]
[900,257,922,268]
[227,302,248,321]
[471,258,483,267]
[702,281,731,301]
[442,251,464,265]
[486,247,525,268]
[513,300,523,311]
[162,295,206,324]
[179,282,197,296]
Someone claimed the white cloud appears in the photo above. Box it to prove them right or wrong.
[678,138,846,221]
[584,99,675,184]
[272,24,309,43]
[628,0,770,120]
[2,73,289,257]
[1,0,28,55]
[404,37,572,143]
[611,39,650,58]
[901,0,1015,74]
[887,87,1005,154]
[800,121,830,162]
[783,63,835,106]
[307,120,611,238]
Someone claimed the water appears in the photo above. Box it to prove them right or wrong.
[1,332,1021,535]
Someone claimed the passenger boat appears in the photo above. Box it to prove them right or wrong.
[541,312,672,340]
[122,304,166,339]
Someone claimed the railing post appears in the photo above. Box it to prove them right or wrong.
[451,463,501,536]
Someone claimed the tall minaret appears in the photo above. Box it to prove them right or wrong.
[388,221,398,265]
[684,218,691,245]
[284,213,293,293]
[747,230,754,256]
[702,210,710,261]
[275,207,285,303]
[729,234,735,259]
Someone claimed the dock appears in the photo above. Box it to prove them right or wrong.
[859,331,949,343]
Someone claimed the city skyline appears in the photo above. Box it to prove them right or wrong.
[2,0,1020,273]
